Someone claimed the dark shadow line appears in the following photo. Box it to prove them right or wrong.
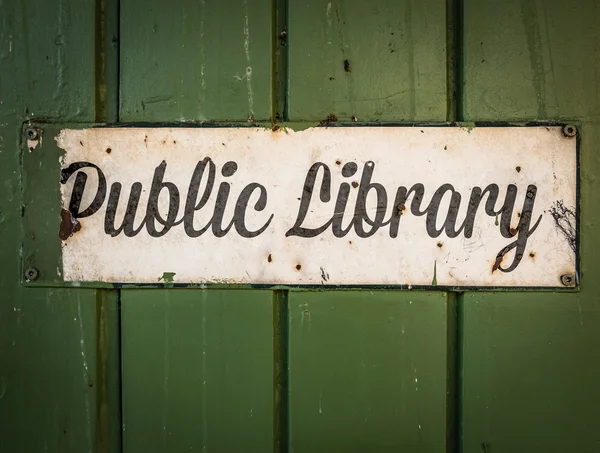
[273,290,290,453]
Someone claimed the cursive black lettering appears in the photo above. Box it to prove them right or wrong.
[353,161,388,238]
[104,182,145,237]
[61,162,107,218]
[285,162,333,237]
[183,157,216,237]
[233,183,273,237]
[145,161,180,237]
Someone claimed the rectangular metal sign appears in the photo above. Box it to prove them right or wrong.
[53,125,577,288]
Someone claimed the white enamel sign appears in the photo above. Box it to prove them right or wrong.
[56,126,577,287]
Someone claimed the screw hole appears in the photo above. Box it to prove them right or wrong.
[562,124,577,138]
[25,267,39,281]
[26,127,39,140]
[560,273,575,287]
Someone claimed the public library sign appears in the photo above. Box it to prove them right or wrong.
[52,125,577,288]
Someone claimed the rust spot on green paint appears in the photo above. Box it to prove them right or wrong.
[319,114,338,127]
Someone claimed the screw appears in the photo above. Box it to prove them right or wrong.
[279,29,287,46]
[25,267,39,281]
[25,127,39,141]
[562,124,577,138]
[560,273,575,287]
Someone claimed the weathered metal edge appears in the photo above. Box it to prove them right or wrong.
[20,281,581,292]
[20,120,581,292]
[23,119,581,129]
[97,120,580,130]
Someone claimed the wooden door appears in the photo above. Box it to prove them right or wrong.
[1,1,598,452]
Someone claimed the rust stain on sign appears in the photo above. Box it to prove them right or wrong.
[59,208,81,240]
[55,126,577,287]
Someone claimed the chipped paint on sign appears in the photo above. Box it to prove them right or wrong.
[56,126,577,287]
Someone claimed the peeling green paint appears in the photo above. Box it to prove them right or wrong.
[457,121,476,132]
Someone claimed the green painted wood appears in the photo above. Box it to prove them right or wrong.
[288,291,448,452]
[0,1,96,122]
[288,0,447,121]
[462,1,600,451]
[0,289,117,453]
[0,1,121,452]
[119,3,276,451]
[119,4,276,452]
[461,293,600,452]
[119,0,272,122]
[286,2,450,451]
[121,289,273,452]
[20,123,91,288]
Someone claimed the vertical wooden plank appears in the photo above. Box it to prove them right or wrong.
[286,2,450,451]
[462,293,600,451]
[0,1,116,452]
[119,0,272,122]
[288,291,448,452]
[95,1,123,451]
[121,290,273,453]
[0,0,96,121]
[119,1,275,451]
[0,289,118,453]
[288,0,447,121]
[462,1,600,451]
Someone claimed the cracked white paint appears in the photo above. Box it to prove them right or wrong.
[55,126,577,287]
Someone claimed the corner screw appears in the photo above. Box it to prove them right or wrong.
[562,124,577,138]
[25,127,39,141]
[25,267,39,281]
[560,273,575,287]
